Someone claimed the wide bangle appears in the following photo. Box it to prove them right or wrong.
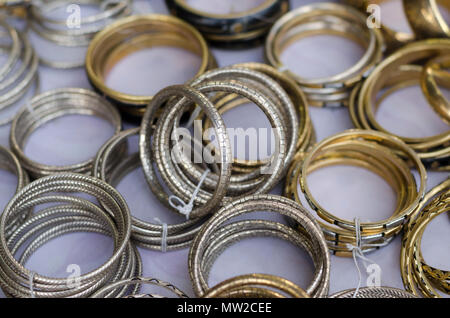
[265,2,384,107]
[343,0,415,52]
[165,0,289,49]
[403,0,450,39]
[421,54,450,125]
[9,88,122,178]
[86,14,216,117]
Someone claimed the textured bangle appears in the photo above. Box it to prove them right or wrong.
[165,0,289,49]
[353,39,450,171]
[265,2,384,107]
[86,14,217,117]
[421,54,450,125]
[0,173,141,298]
[91,277,189,298]
[330,286,417,298]
[93,128,207,250]
[403,0,450,39]
[203,274,309,298]
[401,178,450,298]
[10,88,122,178]
[188,195,330,298]
[29,0,132,69]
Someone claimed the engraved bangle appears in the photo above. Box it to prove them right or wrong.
[403,0,450,39]
[265,2,384,107]
[93,128,207,250]
[203,274,309,298]
[165,0,289,49]
[86,14,217,117]
[9,88,122,179]
[421,54,450,125]
[330,286,417,298]
[188,195,330,298]
[29,0,132,69]
[0,173,141,298]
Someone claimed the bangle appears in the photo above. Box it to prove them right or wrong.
[285,129,426,255]
[403,0,450,39]
[93,128,207,250]
[203,274,309,298]
[10,88,121,178]
[165,0,289,49]
[330,286,417,298]
[29,0,132,69]
[0,173,140,298]
[188,195,330,298]
[421,54,450,124]
[401,178,450,297]
[0,22,39,126]
[86,14,217,117]
[265,2,383,107]
[343,0,415,52]
[0,145,29,237]
[354,39,450,171]
[91,277,189,298]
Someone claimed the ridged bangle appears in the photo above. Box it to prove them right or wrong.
[265,2,384,107]
[330,286,417,298]
[10,88,122,179]
[403,0,450,39]
[86,14,217,117]
[165,0,289,49]
[188,195,330,298]
[0,173,141,298]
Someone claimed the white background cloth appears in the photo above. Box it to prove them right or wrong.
[0,0,448,297]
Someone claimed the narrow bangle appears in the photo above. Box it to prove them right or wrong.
[330,286,417,298]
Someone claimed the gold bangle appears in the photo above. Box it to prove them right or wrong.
[85,14,216,117]
[202,274,309,298]
[403,0,450,39]
[421,54,450,125]
[343,0,415,52]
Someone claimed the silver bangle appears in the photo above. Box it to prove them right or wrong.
[330,287,417,298]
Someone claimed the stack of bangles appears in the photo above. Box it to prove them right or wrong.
[0,20,39,126]
[86,14,217,118]
[285,129,427,256]
[343,0,415,53]
[188,195,330,298]
[0,173,141,298]
[265,2,384,107]
[350,39,450,171]
[401,178,450,298]
[28,0,132,69]
[165,0,289,48]
[9,88,122,179]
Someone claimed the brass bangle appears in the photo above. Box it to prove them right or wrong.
[421,54,450,125]
[203,274,309,298]
[403,0,450,39]
[343,0,415,52]
[401,178,450,297]
[86,14,216,117]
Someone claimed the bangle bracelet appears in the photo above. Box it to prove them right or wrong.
[403,0,450,39]
[0,145,29,237]
[91,277,189,298]
[343,0,415,52]
[189,195,330,298]
[93,128,207,250]
[354,40,450,171]
[0,173,140,298]
[421,54,450,125]
[330,286,417,298]
[401,178,450,297]
[29,0,132,69]
[10,88,121,178]
[86,14,217,117]
[165,0,289,49]
[265,2,383,107]
[203,274,309,298]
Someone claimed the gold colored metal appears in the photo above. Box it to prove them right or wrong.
[403,0,450,38]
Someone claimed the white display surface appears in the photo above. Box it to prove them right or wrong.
[0,0,448,298]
